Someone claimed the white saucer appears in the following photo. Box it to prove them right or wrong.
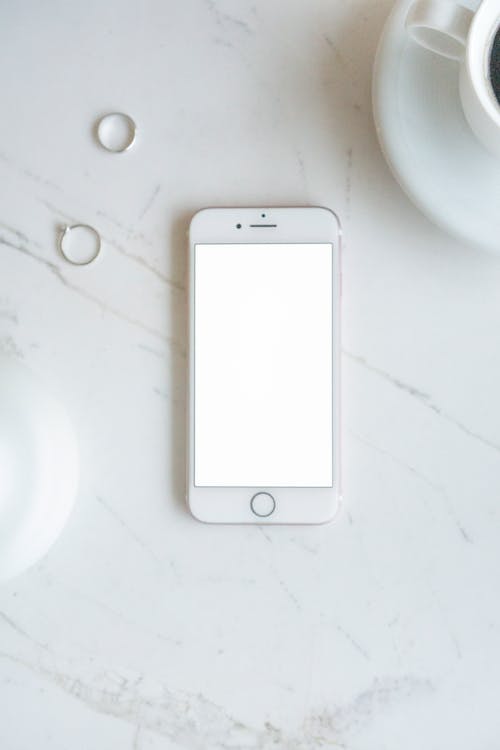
[373,0,500,253]
[0,359,79,582]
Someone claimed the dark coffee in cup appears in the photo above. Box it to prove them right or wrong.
[490,25,500,106]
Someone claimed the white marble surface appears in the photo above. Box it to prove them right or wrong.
[1,0,500,747]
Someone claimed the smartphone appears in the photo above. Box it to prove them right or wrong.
[187,207,341,524]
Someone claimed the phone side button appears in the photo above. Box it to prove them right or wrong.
[250,492,276,518]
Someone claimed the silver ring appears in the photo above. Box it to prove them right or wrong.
[96,112,137,153]
[59,224,101,266]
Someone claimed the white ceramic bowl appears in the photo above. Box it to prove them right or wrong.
[0,358,79,582]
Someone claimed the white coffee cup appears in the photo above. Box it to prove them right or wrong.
[406,0,500,156]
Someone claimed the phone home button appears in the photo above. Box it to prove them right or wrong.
[250,492,276,518]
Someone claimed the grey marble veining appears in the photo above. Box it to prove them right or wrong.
[1,0,500,747]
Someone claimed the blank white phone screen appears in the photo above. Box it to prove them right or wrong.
[194,243,333,487]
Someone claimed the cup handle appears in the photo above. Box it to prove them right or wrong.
[405,0,474,60]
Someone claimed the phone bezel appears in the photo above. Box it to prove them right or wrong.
[187,206,341,524]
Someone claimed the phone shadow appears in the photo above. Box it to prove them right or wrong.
[168,209,193,514]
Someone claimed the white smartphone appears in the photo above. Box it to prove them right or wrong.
[187,207,341,524]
